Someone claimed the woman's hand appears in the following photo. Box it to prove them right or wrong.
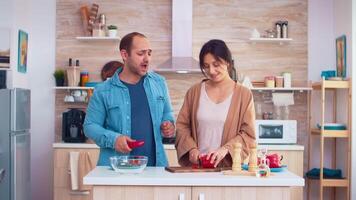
[189,148,200,165]
[206,147,229,167]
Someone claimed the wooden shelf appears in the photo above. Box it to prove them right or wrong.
[310,129,349,138]
[312,80,349,89]
[251,87,312,92]
[309,178,349,187]
[249,37,293,45]
[0,67,11,71]
[76,36,121,41]
[54,86,94,90]
[308,78,351,199]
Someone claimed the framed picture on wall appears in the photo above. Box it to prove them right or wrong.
[336,35,346,78]
[17,29,28,73]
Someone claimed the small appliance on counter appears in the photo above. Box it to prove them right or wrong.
[255,120,297,144]
[62,108,86,143]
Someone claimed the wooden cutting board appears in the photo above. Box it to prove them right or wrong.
[165,167,231,173]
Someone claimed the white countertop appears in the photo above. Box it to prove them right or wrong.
[53,143,304,151]
[84,166,304,187]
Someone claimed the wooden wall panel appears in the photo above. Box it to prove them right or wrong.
[55,0,308,175]
[193,0,308,86]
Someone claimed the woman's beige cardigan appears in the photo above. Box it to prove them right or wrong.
[175,81,256,167]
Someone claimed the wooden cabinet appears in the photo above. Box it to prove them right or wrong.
[53,148,99,200]
[54,145,303,200]
[192,187,290,200]
[91,186,291,200]
[93,186,191,200]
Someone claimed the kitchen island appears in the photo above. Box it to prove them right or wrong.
[84,166,304,200]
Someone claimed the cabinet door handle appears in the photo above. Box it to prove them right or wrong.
[199,193,205,200]
[179,193,185,200]
[0,169,5,183]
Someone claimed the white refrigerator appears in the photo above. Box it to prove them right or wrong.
[0,88,31,200]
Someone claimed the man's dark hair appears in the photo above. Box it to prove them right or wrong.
[119,32,147,55]
[199,39,235,79]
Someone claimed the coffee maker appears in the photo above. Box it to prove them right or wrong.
[62,108,86,143]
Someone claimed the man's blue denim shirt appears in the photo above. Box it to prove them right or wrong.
[83,68,175,166]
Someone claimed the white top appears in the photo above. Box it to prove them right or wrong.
[197,83,233,153]
[84,166,304,187]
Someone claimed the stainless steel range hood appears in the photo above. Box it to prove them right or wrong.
[156,0,200,73]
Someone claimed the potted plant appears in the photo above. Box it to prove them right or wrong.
[53,69,65,86]
[107,25,118,37]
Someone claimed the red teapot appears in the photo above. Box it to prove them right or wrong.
[258,153,283,168]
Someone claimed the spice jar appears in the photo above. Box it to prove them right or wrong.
[275,76,284,87]
[265,76,275,88]
[263,112,269,120]
[80,70,89,87]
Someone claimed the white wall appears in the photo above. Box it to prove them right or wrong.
[28,0,56,200]
[1,0,56,200]
[308,0,335,199]
[309,0,354,199]
[308,0,335,81]
[9,0,30,88]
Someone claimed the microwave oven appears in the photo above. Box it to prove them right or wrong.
[255,120,297,144]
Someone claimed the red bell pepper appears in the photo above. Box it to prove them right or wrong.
[199,155,216,168]
[127,140,145,149]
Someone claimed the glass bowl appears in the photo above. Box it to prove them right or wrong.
[110,156,148,174]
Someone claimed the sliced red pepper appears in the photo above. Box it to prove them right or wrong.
[127,140,145,149]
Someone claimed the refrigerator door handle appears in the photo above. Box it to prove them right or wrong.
[0,168,5,183]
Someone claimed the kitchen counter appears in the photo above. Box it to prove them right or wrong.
[52,142,176,149]
[84,166,304,187]
[52,143,304,151]
[84,166,304,200]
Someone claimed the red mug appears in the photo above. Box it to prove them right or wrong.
[266,154,283,168]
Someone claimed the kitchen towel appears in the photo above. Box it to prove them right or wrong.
[69,152,80,190]
[69,151,95,191]
[78,151,95,191]
[272,92,294,106]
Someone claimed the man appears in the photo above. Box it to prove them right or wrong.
[84,32,175,166]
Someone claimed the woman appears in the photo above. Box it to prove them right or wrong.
[175,39,256,167]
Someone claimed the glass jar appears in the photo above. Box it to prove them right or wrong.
[265,76,275,88]
[80,71,89,87]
